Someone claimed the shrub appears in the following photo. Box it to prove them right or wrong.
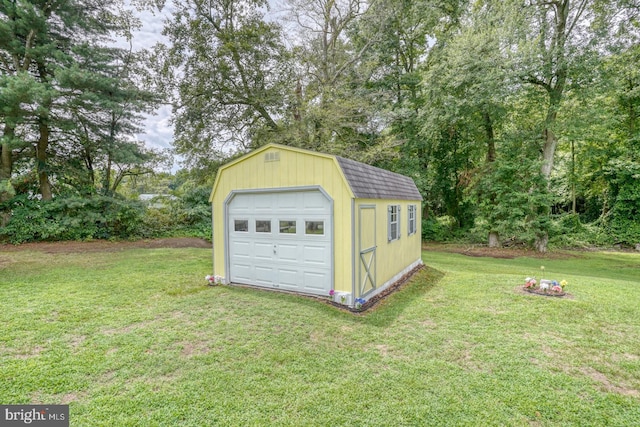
[548,215,594,249]
[609,181,640,246]
[422,215,458,241]
[139,186,212,239]
[0,195,145,243]
[466,150,553,248]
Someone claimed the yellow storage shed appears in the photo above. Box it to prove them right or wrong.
[209,144,423,307]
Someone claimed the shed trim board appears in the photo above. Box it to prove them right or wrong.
[350,198,356,304]
[223,186,335,296]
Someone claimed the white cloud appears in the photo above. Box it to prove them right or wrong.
[137,104,173,151]
[117,4,181,171]
[130,7,169,51]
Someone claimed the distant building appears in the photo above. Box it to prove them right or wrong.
[139,193,177,209]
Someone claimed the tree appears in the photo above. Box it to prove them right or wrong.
[156,0,292,170]
[282,0,379,155]
[503,0,590,178]
[405,1,507,241]
[355,0,456,193]
[1,0,160,203]
[0,0,52,203]
[475,0,600,251]
[0,72,44,224]
[59,45,162,196]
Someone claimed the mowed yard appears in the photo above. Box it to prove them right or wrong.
[1,243,639,426]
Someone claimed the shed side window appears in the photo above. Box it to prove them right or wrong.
[388,205,400,241]
[408,205,417,236]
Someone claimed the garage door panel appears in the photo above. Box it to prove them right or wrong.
[255,265,275,284]
[230,241,251,257]
[278,244,299,262]
[254,196,272,212]
[278,268,300,288]
[228,190,332,296]
[303,245,329,265]
[254,242,274,260]
[231,263,252,282]
[277,193,298,211]
[302,192,327,210]
[302,271,327,291]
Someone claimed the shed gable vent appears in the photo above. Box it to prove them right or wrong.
[265,152,280,162]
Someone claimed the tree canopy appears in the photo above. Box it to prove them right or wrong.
[2,0,639,249]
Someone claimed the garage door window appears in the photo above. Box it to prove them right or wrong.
[305,221,324,235]
[256,220,272,233]
[234,220,248,232]
[279,220,296,234]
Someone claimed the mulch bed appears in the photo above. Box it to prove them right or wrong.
[522,287,567,297]
[516,286,573,299]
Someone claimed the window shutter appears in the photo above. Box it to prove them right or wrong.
[387,205,392,241]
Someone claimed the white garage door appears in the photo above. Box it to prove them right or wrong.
[227,190,332,295]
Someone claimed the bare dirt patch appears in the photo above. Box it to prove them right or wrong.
[374,344,390,357]
[0,237,211,254]
[580,367,640,397]
[0,255,12,267]
[422,242,580,260]
[15,345,45,360]
[70,335,86,349]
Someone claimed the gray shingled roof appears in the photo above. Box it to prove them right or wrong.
[336,156,423,201]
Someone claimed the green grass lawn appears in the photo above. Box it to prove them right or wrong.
[1,246,639,426]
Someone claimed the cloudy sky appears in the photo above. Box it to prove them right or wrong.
[122,6,175,171]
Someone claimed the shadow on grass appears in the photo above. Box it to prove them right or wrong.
[352,266,445,327]
[221,266,445,328]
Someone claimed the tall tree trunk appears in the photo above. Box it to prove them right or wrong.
[1,125,15,227]
[84,145,95,189]
[36,59,53,201]
[488,231,500,248]
[103,153,112,196]
[0,127,13,180]
[541,110,559,180]
[536,93,562,253]
[534,232,549,253]
[530,0,572,252]
[483,108,499,247]
[571,140,576,214]
[36,117,53,201]
[483,109,496,163]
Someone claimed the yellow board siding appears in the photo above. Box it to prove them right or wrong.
[211,145,355,293]
[355,199,422,295]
